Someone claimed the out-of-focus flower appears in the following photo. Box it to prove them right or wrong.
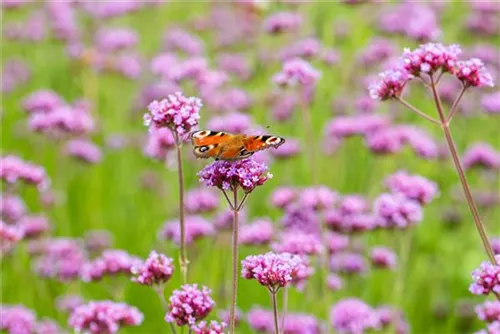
[22,90,64,114]
[455,58,494,88]
[242,252,306,292]
[475,300,500,323]
[247,308,320,334]
[239,218,274,246]
[273,58,321,87]
[370,246,397,270]
[1,221,24,254]
[327,273,344,291]
[0,193,26,223]
[165,284,215,326]
[18,215,50,238]
[376,306,409,334]
[476,321,500,334]
[216,53,252,80]
[218,308,242,328]
[131,250,174,287]
[324,232,350,254]
[144,127,176,161]
[369,68,413,101]
[81,249,141,282]
[159,215,215,245]
[469,255,500,296]
[385,170,439,205]
[144,92,202,139]
[359,38,395,67]
[247,307,274,332]
[191,320,227,334]
[280,38,321,61]
[56,294,84,313]
[481,92,500,114]
[491,238,500,255]
[299,186,337,211]
[0,304,36,334]
[270,187,297,209]
[1,58,31,93]
[35,318,64,334]
[330,298,380,333]
[185,188,219,214]
[163,28,204,56]
[263,11,302,34]
[198,158,272,193]
[64,139,102,164]
[84,230,113,253]
[95,27,138,53]
[271,94,297,122]
[339,195,368,215]
[2,0,30,9]
[462,143,500,170]
[29,104,95,137]
[206,112,253,134]
[330,252,368,275]
[321,48,340,65]
[272,231,323,256]
[325,114,389,139]
[373,193,423,228]
[0,155,50,191]
[46,2,79,42]
[34,238,86,281]
[69,301,143,334]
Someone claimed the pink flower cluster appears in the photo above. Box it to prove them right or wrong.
[402,43,461,76]
[131,250,174,287]
[159,216,215,245]
[370,246,397,270]
[144,92,202,138]
[0,304,36,334]
[330,298,380,333]
[241,252,306,292]
[0,193,26,223]
[165,284,215,326]
[64,139,102,164]
[81,249,142,282]
[185,188,220,214]
[1,221,24,254]
[263,11,302,34]
[191,320,227,334]
[247,307,320,334]
[69,301,143,334]
[475,301,500,323]
[330,252,368,275]
[469,255,500,296]
[369,68,412,101]
[455,58,494,88]
[0,155,50,191]
[272,231,324,256]
[239,218,274,246]
[198,158,272,193]
[462,143,500,170]
[373,193,423,229]
[385,170,439,205]
[34,238,87,281]
[273,58,321,87]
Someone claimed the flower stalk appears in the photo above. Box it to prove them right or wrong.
[174,134,189,283]
[270,289,280,334]
[229,187,240,334]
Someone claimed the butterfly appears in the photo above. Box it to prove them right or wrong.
[190,130,285,161]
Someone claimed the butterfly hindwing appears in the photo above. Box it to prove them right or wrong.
[191,130,230,159]
[243,135,285,153]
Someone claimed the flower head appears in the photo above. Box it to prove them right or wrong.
[34,238,86,281]
[185,188,219,214]
[144,92,202,138]
[0,155,50,191]
[330,252,368,275]
[271,231,323,256]
[191,320,227,334]
[241,252,306,292]
[165,284,215,326]
[481,92,500,114]
[455,58,494,88]
[369,68,412,101]
[158,215,215,245]
[0,193,26,223]
[64,139,102,164]
[239,218,274,246]
[81,249,141,282]
[69,301,143,334]
[475,300,500,323]
[56,294,84,313]
[132,250,174,287]
[373,193,423,228]
[0,304,36,334]
[273,58,321,87]
[462,143,500,170]
[469,255,500,296]
[198,159,272,193]
[330,298,380,334]
[263,11,302,34]
[370,246,398,270]
[385,171,439,205]
[401,43,462,76]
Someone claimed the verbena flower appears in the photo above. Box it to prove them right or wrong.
[216,53,252,80]
[330,298,380,334]
[2,58,31,93]
[385,170,439,205]
[270,187,297,209]
[0,193,26,223]
[56,294,84,313]
[271,231,324,256]
[455,58,494,88]
[281,203,320,235]
[263,11,302,34]
[324,232,350,254]
[491,237,500,255]
[369,68,413,101]
[269,138,301,160]
[239,218,274,246]
[273,58,321,87]
[144,127,176,161]
[28,104,95,137]
[35,318,64,334]
[165,284,215,326]
[330,252,368,275]
[191,320,227,334]
[34,238,86,281]
[206,112,253,134]
[163,28,204,56]
[84,230,113,253]
[0,304,36,334]
[131,250,174,287]
[1,221,24,254]
[198,159,272,193]
[469,255,500,296]
[184,188,220,214]
[370,247,398,270]
[280,38,321,61]
[247,307,274,332]
[481,92,500,114]
[376,306,409,334]
[373,193,423,228]
[325,114,389,139]
[241,252,306,292]
[69,301,143,334]
[475,300,500,323]
[299,186,337,211]
[0,155,50,191]
[22,90,64,113]
[158,215,215,245]
[476,321,500,334]
[401,43,461,76]
[327,273,344,291]
[339,195,369,215]
[64,139,102,164]
[81,249,141,282]
[19,215,50,238]
[462,143,500,170]
[247,308,320,334]
[94,27,138,53]
[144,92,202,139]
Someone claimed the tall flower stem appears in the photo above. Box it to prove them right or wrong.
[155,287,177,334]
[174,136,189,283]
[229,187,239,334]
[270,290,280,334]
[398,76,497,264]
[281,287,288,333]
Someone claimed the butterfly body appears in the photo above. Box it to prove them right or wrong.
[191,130,285,161]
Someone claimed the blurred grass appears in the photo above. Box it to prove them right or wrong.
[2,1,500,333]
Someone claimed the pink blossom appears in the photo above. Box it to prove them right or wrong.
[455,58,494,87]
[475,300,500,323]
[369,68,413,101]
[330,252,368,275]
[18,215,50,238]
[81,249,141,282]
[463,143,500,170]
[270,187,297,209]
[401,43,461,76]
[34,238,86,281]
[1,221,24,254]
[273,58,321,87]
[159,216,215,245]
[469,255,500,296]
[64,139,102,164]
[22,90,63,113]
[272,231,323,256]
[374,193,423,229]
[481,92,500,114]
[191,320,227,334]
[56,294,84,313]
[263,11,302,34]
[165,284,215,326]
[0,304,36,334]
[0,155,50,191]
[0,193,26,223]
[132,250,174,287]
[370,246,398,270]
[330,298,380,334]
[385,170,439,205]
[163,28,204,56]
[95,27,138,53]
[239,218,274,246]
[185,188,219,214]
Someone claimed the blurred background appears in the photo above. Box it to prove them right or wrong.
[1,1,499,333]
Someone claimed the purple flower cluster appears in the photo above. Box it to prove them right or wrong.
[270,187,297,209]
[385,170,439,205]
[330,252,368,275]
[273,58,321,87]
[64,139,102,164]
[325,114,389,139]
[0,304,36,334]
[475,300,500,323]
[247,308,320,334]
[81,249,142,282]
[185,188,220,214]
[239,218,274,246]
[0,193,26,223]
[198,158,272,193]
[56,294,84,313]
[144,127,176,160]
[144,92,202,138]
[69,301,144,334]
[159,215,215,245]
[0,155,50,191]
[272,231,324,256]
[34,238,86,281]
[263,11,302,34]
[330,298,380,334]
[402,43,461,76]
[369,68,412,101]
[462,143,500,170]
[455,58,494,87]
[191,320,226,334]
[299,186,337,211]
[163,28,204,56]
[94,27,138,53]
[1,221,24,254]
[469,255,500,296]
[370,246,398,270]
[241,252,307,292]
[2,58,31,93]
[19,215,50,238]
[481,92,500,114]
[131,250,174,287]
[165,284,215,326]
[373,193,423,229]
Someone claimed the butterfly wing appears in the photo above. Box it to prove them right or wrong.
[243,135,285,153]
[190,130,232,159]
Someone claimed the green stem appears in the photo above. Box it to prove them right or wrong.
[271,290,280,334]
[229,188,239,334]
[174,137,189,283]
